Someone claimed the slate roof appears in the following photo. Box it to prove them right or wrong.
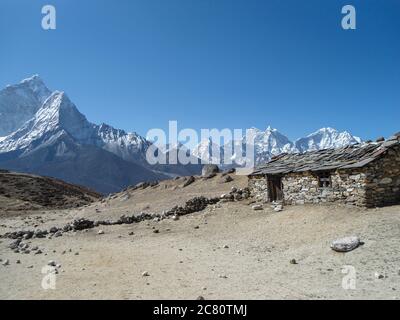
[250,137,400,176]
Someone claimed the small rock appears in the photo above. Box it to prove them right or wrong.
[142,271,150,277]
[223,245,229,249]
[221,175,233,183]
[290,259,297,265]
[218,274,228,279]
[16,260,21,264]
[98,230,104,235]
[172,215,179,221]
[2,259,10,266]
[153,229,159,234]
[252,204,263,211]
[48,260,56,267]
[331,236,360,252]
[196,296,205,300]
[375,272,385,279]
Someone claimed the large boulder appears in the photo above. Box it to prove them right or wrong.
[330,236,360,252]
[202,165,219,177]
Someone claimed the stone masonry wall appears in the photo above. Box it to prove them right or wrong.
[248,175,269,202]
[364,145,400,207]
[282,170,368,206]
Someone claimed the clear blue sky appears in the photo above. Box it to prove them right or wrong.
[1,0,399,141]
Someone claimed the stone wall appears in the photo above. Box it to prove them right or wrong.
[282,170,368,206]
[364,145,400,207]
[248,175,269,202]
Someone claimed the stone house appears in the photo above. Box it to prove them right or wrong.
[248,134,400,207]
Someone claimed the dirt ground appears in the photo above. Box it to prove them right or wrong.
[0,174,399,300]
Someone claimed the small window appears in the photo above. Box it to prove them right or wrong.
[318,172,331,188]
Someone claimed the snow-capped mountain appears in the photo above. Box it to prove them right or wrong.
[192,138,223,164]
[0,76,201,193]
[295,127,362,153]
[0,75,363,191]
[0,75,51,136]
[192,126,362,167]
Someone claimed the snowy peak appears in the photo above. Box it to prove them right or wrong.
[295,127,361,152]
[248,126,294,155]
[192,138,223,163]
[19,75,52,104]
[0,90,95,154]
[0,75,52,136]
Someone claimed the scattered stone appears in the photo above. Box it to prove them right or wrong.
[54,231,63,237]
[290,259,297,265]
[142,271,150,277]
[218,274,228,279]
[220,175,234,183]
[35,250,42,255]
[196,296,205,300]
[223,245,229,249]
[48,260,56,267]
[2,259,10,266]
[16,260,21,264]
[128,232,134,236]
[252,204,263,211]
[183,176,195,188]
[375,272,385,279]
[9,239,21,250]
[331,236,361,252]
[153,229,159,234]
[202,164,219,177]
[98,230,105,235]
[194,226,200,229]
[172,215,179,221]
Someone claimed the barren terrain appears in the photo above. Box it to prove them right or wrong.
[1,173,399,299]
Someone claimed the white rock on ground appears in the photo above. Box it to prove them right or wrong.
[252,204,263,211]
[330,236,360,252]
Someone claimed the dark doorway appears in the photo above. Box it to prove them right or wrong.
[267,175,283,202]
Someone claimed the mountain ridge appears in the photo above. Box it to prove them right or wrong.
[0,75,363,192]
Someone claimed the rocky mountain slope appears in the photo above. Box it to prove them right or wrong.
[0,169,100,211]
